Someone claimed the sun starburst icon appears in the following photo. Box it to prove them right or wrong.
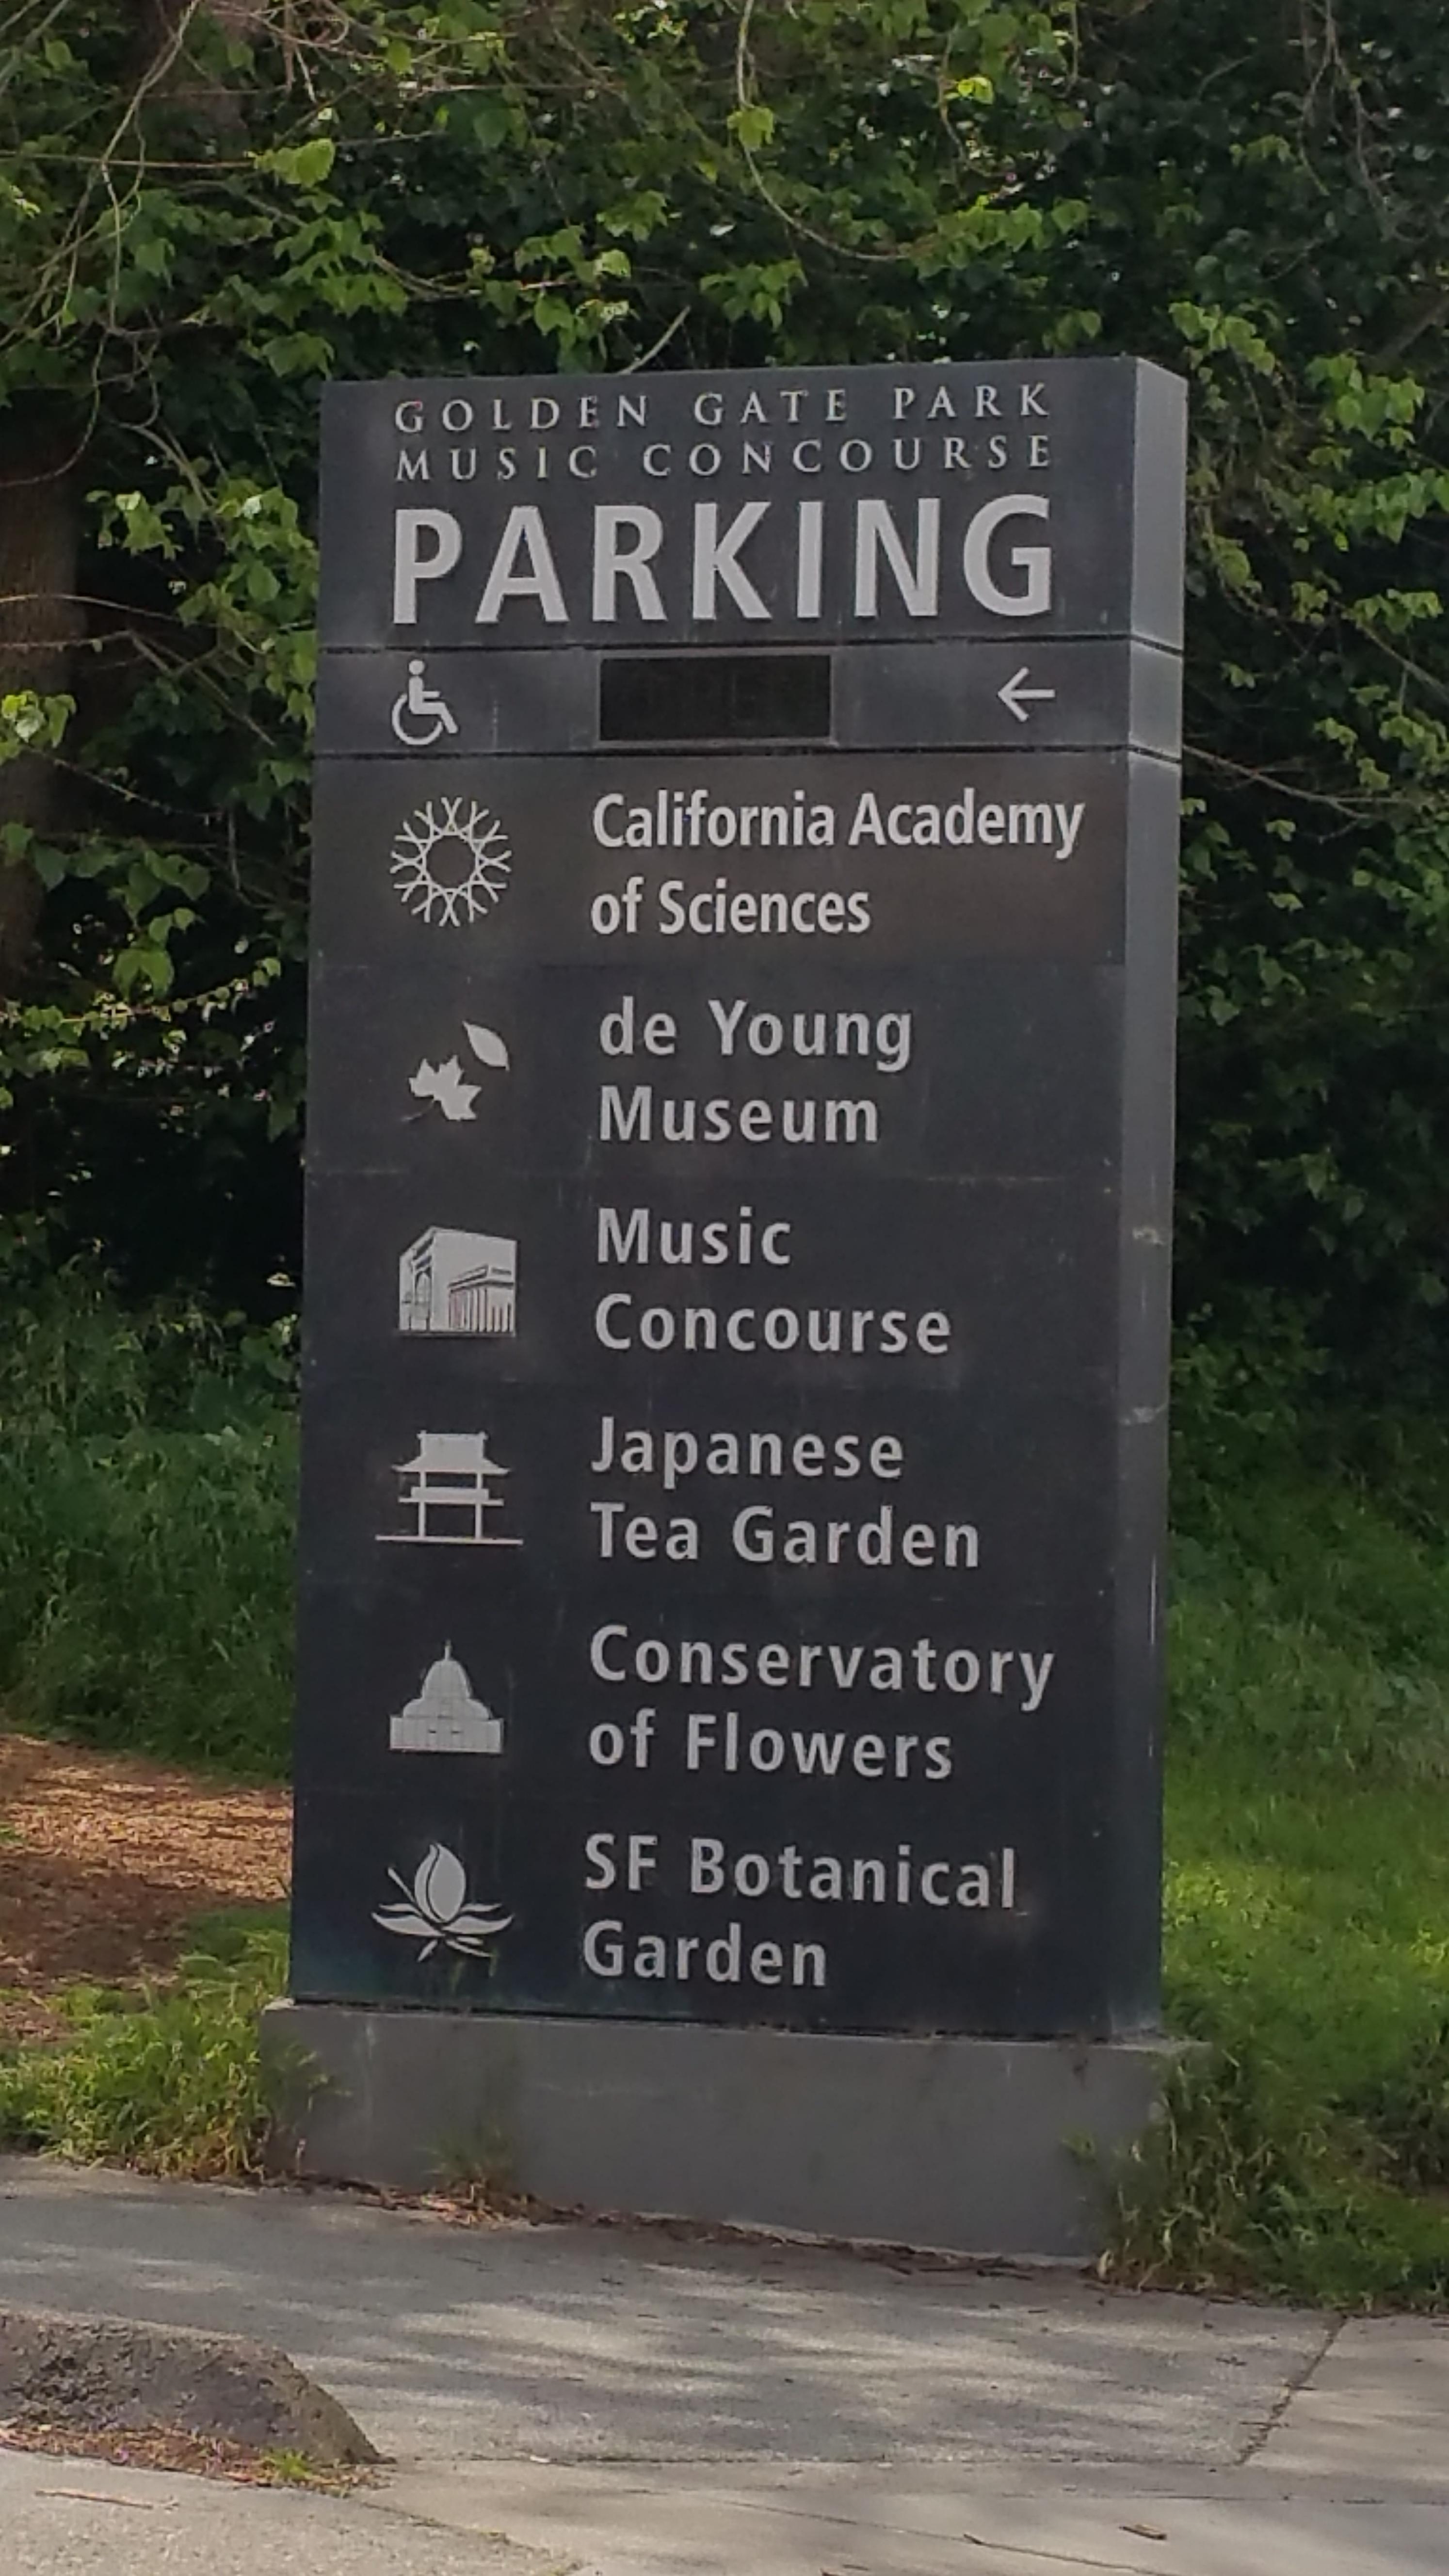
[390,797,512,928]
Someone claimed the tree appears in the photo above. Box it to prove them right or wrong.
[0,0,1072,1296]
[1050,2,1449,1375]
[2,2,1446,1380]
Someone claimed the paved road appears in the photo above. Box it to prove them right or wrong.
[0,2156,1444,2573]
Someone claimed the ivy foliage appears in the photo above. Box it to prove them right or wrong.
[0,1,1446,1379]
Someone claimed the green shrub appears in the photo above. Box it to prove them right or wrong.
[0,1270,293,1775]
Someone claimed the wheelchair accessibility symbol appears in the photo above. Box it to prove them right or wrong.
[391,659,459,748]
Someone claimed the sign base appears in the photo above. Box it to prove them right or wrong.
[261,2003,1177,2260]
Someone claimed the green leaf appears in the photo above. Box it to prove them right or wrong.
[258,138,337,190]
[728,103,776,154]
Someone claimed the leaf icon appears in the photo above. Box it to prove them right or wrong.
[409,1056,478,1122]
[464,1022,509,1071]
[416,1841,467,1924]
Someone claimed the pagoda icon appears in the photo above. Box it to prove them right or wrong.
[390,1647,503,1756]
[378,1430,520,1547]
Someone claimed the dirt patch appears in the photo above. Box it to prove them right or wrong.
[0,2419,376,2491]
[0,1732,290,2039]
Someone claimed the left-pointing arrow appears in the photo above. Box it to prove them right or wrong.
[998,666,1057,723]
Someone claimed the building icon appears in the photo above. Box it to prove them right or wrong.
[379,1432,519,1546]
[390,1647,503,1755]
[398,1227,516,1336]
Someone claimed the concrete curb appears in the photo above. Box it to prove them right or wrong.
[0,2305,379,2463]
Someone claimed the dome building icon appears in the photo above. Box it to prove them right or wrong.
[390,1647,502,1755]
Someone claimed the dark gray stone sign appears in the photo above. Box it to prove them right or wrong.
[295,359,1185,2079]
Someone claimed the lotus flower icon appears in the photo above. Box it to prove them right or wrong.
[373,1842,512,1959]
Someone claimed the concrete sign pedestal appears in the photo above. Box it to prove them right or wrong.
[264,2004,1177,2256]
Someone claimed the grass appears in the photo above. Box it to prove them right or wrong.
[0,1912,288,2177]
[0,1278,1447,2300]
[1106,1377,1449,2304]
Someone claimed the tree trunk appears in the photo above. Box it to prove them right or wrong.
[0,412,82,998]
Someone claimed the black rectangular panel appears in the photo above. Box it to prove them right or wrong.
[600,653,832,744]
[297,357,1184,2046]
